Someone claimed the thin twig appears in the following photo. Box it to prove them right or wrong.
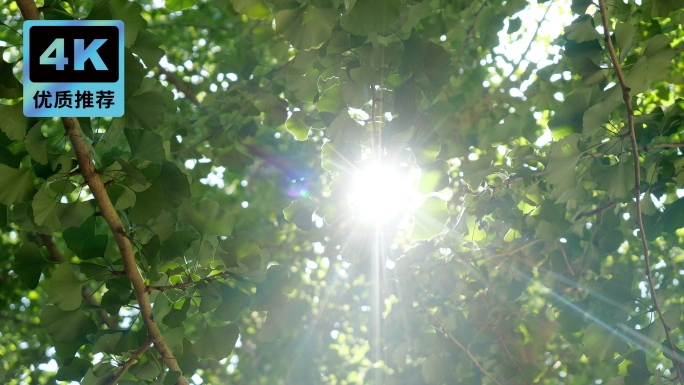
[598,1,683,381]
[477,238,541,260]
[422,304,503,385]
[145,271,239,292]
[106,338,153,385]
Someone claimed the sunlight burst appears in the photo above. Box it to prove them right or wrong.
[348,165,412,224]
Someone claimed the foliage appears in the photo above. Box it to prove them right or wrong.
[1,0,684,384]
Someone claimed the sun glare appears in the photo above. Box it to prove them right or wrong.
[349,165,412,224]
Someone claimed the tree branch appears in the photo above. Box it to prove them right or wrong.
[106,338,153,385]
[156,66,201,107]
[477,238,541,260]
[145,271,239,292]
[15,0,40,20]
[597,1,683,382]
[422,304,503,385]
[62,118,190,385]
[13,3,188,382]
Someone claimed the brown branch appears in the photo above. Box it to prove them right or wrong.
[14,2,183,382]
[579,201,616,218]
[145,271,236,292]
[422,304,503,385]
[106,338,153,385]
[457,1,489,56]
[15,0,40,20]
[61,118,190,385]
[477,238,542,260]
[157,66,201,107]
[39,234,119,330]
[598,1,683,382]
[0,313,42,328]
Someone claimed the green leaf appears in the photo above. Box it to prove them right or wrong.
[160,231,199,261]
[591,162,635,200]
[157,161,191,208]
[106,0,147,47]
[162,299,191,328]
[129,181,165,223]
[565,15,600,43]
[340,0,400,35]
[179,199,232,237]
[41,305,98,341]
[582,323,629,361]
[164,0,195,11]
[285,111,310,141]
[411,197,449,240]
[192,323,240,360]
[125,128,165,163]
[231,0,270,18]
[615,22,636,62]
[252,264,293,311]
[418,161,449,194]
[548,88,593,140]
[123,91,167,130]
[114,156,147,185]
[258,299,306,341]
[25,122,47,165]
[32,189,61,231]
[507,17,522,33]
[583,100,621,135]
[286,68,320,103]
[0,165,36,206]
[317,84,346,114]
[652,0,684,17]
[130,29,165,68]
[47,263,84,311]
[0,103,29,141]
[275,6,339,50]
[82,235,108,260]
[0,48,22,99]
[545,134,583,191]
[215,285,250,321]
[107,184,136,210]
[13,242,50,289]
[283,200,314,231]
[55,357,91,382]
[63,217,96,256]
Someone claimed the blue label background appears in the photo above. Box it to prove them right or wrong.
[23,20,124,117]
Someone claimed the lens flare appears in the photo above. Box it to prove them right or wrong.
[349,165,411,224]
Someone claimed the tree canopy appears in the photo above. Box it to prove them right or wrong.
[2,0,684,384]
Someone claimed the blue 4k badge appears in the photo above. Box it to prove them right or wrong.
[23,20,124,117]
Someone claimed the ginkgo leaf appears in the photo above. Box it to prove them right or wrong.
[0,103,29,141]
[47,263,84,311]
[192,323,239,360]
[24,122,47,165]
[275,6,339,50]
[231,0,270,18]
[32,189,61,231]
[130,29,165,68]
[13,242,51,289]
[592,162,635,200]
[412,197,449,241]
[545,134,583,191]
[582,323,629,361]
[0,165,36,205]
[41,305,98,342]
[340,0,400,36]
[179,199,232,237]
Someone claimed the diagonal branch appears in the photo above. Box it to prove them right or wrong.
[63,118,189,385]
[597,1,683,382]
[14,3,188,384]
[107,338,153,385]
[422,304,503,385]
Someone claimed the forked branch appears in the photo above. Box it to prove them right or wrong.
[14,3,189,384]
[597,1,683,381]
